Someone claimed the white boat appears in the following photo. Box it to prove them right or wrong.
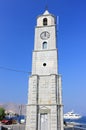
[64,110,82,119]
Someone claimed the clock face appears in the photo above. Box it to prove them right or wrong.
[40,31,50,40]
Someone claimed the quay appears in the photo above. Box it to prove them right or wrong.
[0,123,86,130]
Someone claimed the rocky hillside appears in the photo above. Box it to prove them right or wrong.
[0,103,26,115]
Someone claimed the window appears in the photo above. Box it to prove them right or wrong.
[43,42,47,49]
[43,18,47,26]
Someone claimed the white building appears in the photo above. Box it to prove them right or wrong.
[26,10,64,130]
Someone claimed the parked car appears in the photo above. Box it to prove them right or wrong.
[12,119,17,124]
[1,119,12,125]
[1,118,17,125]
[18,115,26,124]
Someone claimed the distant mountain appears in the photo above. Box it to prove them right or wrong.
[0,103,26,115]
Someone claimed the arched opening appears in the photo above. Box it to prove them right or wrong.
[42,42,47,49]
[43,18,47,26]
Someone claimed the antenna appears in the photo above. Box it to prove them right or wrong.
[45,5,48,10]
[45,0,48,10]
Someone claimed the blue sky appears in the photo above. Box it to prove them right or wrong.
[0,0,86,115]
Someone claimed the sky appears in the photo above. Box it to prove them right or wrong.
[0,0,86,115]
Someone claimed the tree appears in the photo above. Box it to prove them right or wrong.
[0,107,5,120]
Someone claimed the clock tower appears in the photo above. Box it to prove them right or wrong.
[26,10,64,130]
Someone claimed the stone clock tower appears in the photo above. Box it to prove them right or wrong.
[26,10,64,130]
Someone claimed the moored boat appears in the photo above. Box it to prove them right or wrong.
[64,110,82,119]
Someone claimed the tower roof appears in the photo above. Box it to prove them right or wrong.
[43,10,50,15]
[42,10,55,18]
[37,10,55,19]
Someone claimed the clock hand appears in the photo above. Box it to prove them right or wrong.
[44,32,46,37]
